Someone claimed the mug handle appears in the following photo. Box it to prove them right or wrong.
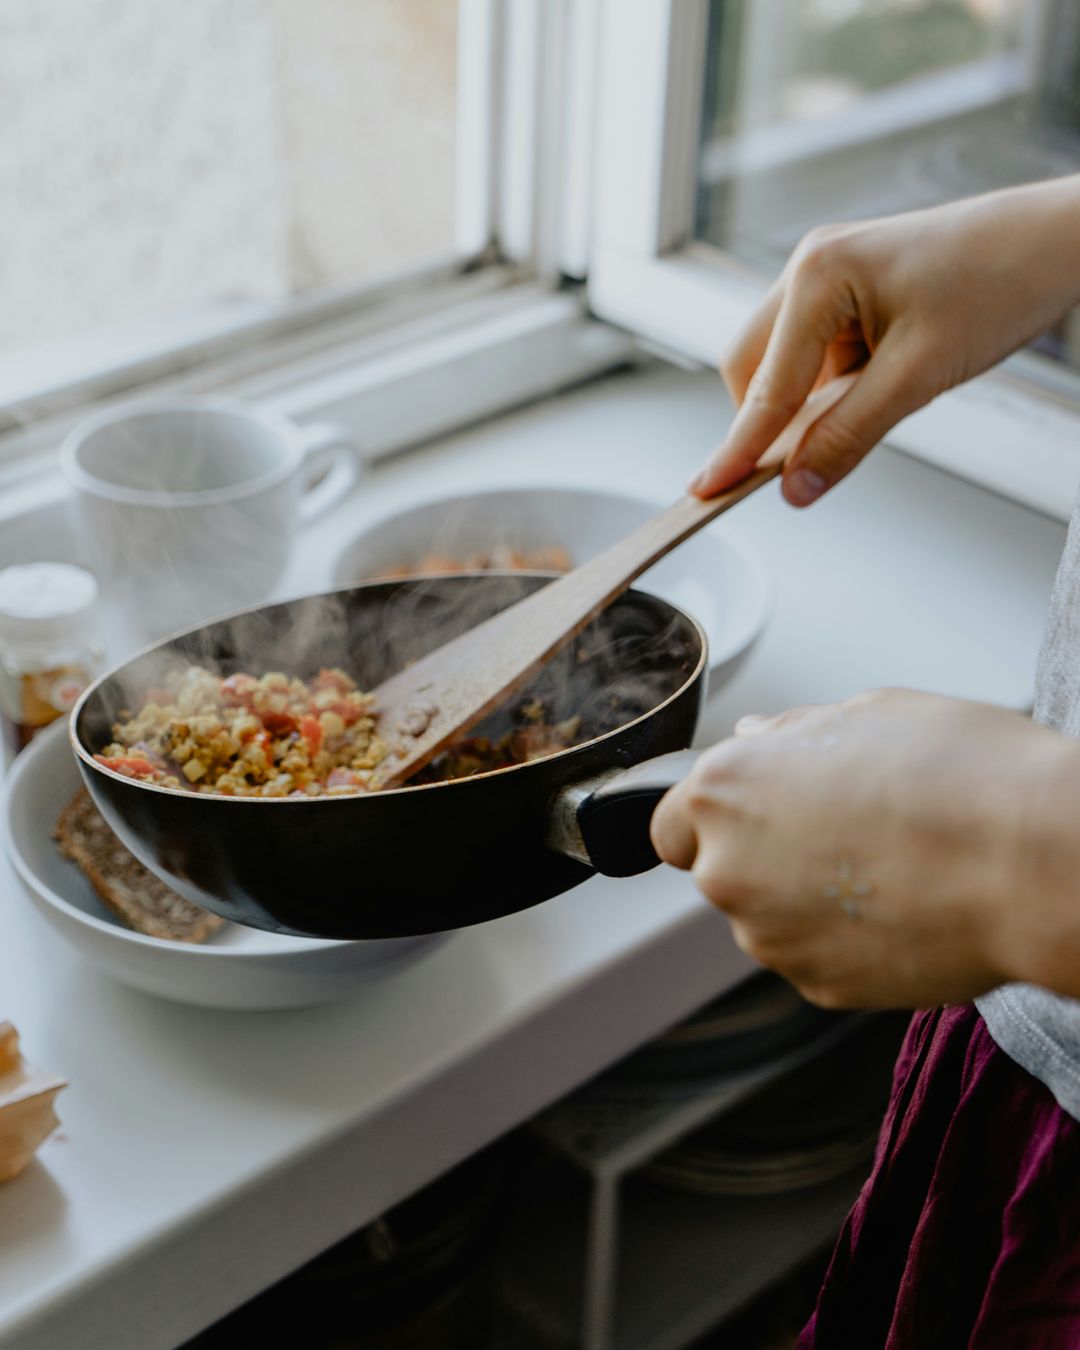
[298,421,362,522]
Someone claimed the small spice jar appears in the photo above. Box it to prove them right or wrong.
[0,564,101,768]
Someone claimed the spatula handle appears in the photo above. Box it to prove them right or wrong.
[372,375,857,788]
[369,474,774,790]
[505,369,857,638]
[562,463,781,604]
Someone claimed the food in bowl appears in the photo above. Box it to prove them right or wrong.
[372,544,572,578]
[93,664,590,798]
[54,790,223,942]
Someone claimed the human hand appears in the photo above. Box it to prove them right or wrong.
[650,689,1080,1010]
[692,176,1080,507]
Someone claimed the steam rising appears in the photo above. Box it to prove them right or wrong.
[84,570,698,776]
[69,436,700,770]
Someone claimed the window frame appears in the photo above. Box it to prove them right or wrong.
[586,0,1080,522]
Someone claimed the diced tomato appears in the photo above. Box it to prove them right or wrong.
[328,699,362,727]
[94,754,156,779]
[326,767,364,790]
[299,715,323,756]
[220,673,258,706]
[239,725,273,759]
[259,710,298,736]
[311,669,352,694]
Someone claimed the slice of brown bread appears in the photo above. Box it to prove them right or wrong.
[53,790,225,944]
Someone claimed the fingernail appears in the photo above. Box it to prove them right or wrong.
[687,469,706,495]
[735,714,769,736]
[785,467,827,507]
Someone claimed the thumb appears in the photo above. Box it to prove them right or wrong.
[782,340,932,507]
[693,287,839,499]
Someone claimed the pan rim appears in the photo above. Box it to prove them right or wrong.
[71,572,708,804]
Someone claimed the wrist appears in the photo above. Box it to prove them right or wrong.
[1000,176,1080,313]
[990,727,1080,993]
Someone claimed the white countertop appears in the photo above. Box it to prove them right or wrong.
[0,364,1070,1350]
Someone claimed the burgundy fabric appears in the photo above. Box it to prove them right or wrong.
[798,1003,1080,1349]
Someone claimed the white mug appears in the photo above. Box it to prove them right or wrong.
[61,396,361,650]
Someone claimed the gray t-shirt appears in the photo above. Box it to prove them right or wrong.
[977,487,1080,1118]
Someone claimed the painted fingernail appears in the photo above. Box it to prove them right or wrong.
[785,467,828,507]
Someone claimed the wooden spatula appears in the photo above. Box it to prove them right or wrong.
[369,375,854,789]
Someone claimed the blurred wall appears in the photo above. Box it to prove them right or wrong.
[270,0,457,290]
[0,0,457,356]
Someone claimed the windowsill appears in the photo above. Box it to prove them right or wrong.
[0,284,635,543]
[0,254,478,430]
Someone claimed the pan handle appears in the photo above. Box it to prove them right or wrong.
[547,749,700,878]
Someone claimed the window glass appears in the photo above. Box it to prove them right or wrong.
[0,0,458,358]
[697,0,1080,371]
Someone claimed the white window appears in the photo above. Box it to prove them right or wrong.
[6,0,1080,520]
[588,0,1080,519]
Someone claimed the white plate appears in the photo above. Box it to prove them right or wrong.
[1,721,450,1010]
[332,485,773,691]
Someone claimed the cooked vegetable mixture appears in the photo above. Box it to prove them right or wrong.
[421,699,581,783]
[95,666,388,797]
[95,667,586,797]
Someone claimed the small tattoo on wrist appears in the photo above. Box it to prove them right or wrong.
[821,858,874,919]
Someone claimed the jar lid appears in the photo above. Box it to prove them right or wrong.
[0,564,99,653]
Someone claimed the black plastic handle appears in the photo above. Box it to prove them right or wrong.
[559,749,701,877]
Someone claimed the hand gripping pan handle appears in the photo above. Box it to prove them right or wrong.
[547,750,701,877]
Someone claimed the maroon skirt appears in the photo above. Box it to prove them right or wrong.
[798,1003,1080,1350]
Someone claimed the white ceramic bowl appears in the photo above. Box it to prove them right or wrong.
[1,721,450,1010]
[333,486,772,690]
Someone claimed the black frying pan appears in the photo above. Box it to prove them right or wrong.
[71,573,704,939]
